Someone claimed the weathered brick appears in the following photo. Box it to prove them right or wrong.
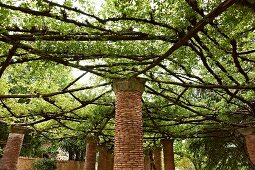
[98,145,108,170]
[144,154,151,170]
[153,147,162,170]
[245,134,255,165]
[161,139,175,170]
[106,151,114,170]
[84,136,98,170]
[0,125,26,170]
[113,78,145,170]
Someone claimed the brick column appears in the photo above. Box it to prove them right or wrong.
[84,136,98,170]
[113,77,145,169]
[106,150,114,170]
[239,128,255,166]
[153,147,162,170]
[161,139,175,170]
[144,154,151,170]
[98,145,107,170]
[0,125,27,170]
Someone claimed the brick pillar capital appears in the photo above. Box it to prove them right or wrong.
[10,125,27,134]
[154,146,162,151]
[161,138,174,145]
[85,135,99,143]
[238,127,255,136]
[238,127,255,166]
[113,77,146,93]
[98,144,107,150]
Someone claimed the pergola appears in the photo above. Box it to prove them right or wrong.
[0,0,255,169]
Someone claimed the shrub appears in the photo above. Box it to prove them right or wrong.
[34,158,56,170]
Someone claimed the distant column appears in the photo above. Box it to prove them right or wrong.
[153,147,162,170]
[239,128,255,166]
[98,145,107,170]
[144,154,151,170]
[106,150,114,170]
[161,139,175,170]
[113,77,146,169]
[84,136,98,170]
[0,125,27,170]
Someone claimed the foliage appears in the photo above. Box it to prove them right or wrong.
[34,159,56,170]
[0,147,3,157]
[176,157,195,170]
[58,137,86,161]
[19,134,59,158]
[175,136,251,170]
[0,0,255,168]
[0,122,8,141]
[0,122,8,158]
[20,134,45,157]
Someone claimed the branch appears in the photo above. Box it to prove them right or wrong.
[188,42,223,84]
[192,36,239,85]
[42,0,104,23]
[132,0,238,77]
[230,39,249,83]
[62,72,88,91]
[3,33,171,42]
[0,45,18,78]
[185,0,204,16]
[0,82,110,99]
[104,17,179,33]
[0,2,112,33]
